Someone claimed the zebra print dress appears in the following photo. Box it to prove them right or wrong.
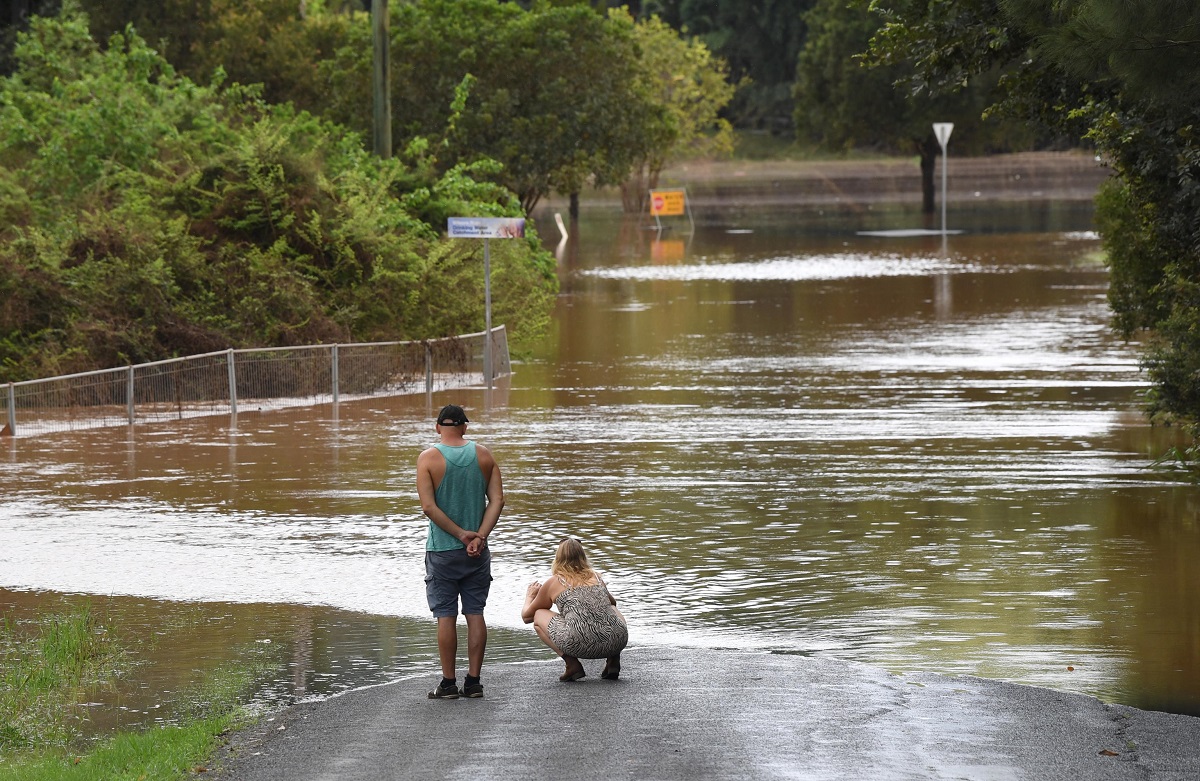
[546,580,629,659]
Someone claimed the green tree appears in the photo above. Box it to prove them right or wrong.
[1,0,62,76]
[610,7,737,214]
[657,0,815,131]
[868,0,1200,445]
[0,7,556,381]
[58,1,687,215]
[795,0,1032,213]
[185,0,356,115]
[1013,0,1200,103]
[321,0,664,214]
[74,0,218,75]
[71,0,357,114]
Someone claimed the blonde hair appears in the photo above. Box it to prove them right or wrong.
[551,537,595,584]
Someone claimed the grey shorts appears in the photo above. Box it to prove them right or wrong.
[425,548,492,618]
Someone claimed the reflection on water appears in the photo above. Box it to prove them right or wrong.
[0,588,542,736]
[3,203,1199,732]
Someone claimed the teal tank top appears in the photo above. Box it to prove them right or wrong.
[427,441,487,551]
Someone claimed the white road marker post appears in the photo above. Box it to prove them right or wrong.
[933,122,954,236]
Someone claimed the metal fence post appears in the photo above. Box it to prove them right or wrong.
[1,331,513,438]
[227,348,238,415]
[484,238,493,390]
[425,343,433,397]
[5,383,15,436]
[332,344,340,405]
[127,365,135,424]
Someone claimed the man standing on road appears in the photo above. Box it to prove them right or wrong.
[416,404,505,700]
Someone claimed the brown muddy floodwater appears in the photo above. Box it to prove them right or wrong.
[3,196,1199,740]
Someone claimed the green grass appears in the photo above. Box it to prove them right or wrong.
[1,605,130,752]
[0,713,240,781]
[1,605,274,781]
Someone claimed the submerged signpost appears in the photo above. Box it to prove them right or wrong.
[447,217,526,391]
[933,122,954,236]
[857,121,963,240]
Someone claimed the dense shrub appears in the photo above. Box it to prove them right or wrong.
[0,8,556,382]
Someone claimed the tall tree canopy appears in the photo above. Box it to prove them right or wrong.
[870,0,1200,442]
[1,0,60,75]
[795,0,1034,212]
[647,0,815,132]
[320,0,668,213]
[72,0,359,115]
[610,7,737,213]
[10,1,692,215]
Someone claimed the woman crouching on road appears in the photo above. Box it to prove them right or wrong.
[521,537,628,681]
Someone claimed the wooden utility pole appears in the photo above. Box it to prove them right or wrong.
[371,0,391,159]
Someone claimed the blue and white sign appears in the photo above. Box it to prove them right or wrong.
[445,217,525,392]
[447,217,526,239]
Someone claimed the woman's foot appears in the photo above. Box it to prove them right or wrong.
[601,654,621,680]
[559,655,586,682]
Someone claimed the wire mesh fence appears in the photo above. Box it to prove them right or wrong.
[2,326,509,438]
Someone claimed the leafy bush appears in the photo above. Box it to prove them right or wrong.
[0,6,556,382]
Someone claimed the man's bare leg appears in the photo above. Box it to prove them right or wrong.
[436,616,458,680]
[465,613,487,678]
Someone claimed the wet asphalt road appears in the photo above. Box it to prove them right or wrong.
[215,646,1200,781]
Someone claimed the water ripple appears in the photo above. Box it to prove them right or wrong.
[583,253,1023,281]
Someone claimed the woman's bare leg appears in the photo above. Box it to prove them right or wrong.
[532,609,564,654]
[533,609,585,680]
[558,655,586,681]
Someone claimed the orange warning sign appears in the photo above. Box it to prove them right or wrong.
[649,189,686,217]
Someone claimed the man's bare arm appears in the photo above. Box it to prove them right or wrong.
[465,446,504,556]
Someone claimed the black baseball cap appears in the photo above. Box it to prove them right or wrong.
[437,404,469,426]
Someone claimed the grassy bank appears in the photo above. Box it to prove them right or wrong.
[0,606,266,780]
[0,716,239,781]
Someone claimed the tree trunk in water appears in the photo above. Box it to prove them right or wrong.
[917,135,940,215]
[621,165,648,214]
[569,192,580,221]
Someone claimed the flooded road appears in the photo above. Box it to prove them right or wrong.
[3,198,1199,734]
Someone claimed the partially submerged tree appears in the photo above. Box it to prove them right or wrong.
[795,0,1033,213]
[611,7,737,214]
[868,0,1200,449]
